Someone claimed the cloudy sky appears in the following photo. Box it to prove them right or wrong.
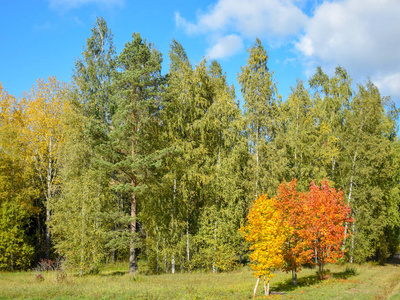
[1,0,399,104]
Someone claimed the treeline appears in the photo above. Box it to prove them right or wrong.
[1,17,399,273]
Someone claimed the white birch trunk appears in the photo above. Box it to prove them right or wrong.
[163,237,167,273]
[343,151,357,258]
[351,220,355,264]
[212,224,217,273]
[45,138,53,259]
[253,276,260,297]
[264,278,270,296]
[80,185,85,276]
[212,150,220,273]
[255,133,259,199]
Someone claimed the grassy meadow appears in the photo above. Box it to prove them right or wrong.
[1,262,400,299]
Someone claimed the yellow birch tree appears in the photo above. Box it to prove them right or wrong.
[241,194,292,297]
[0,83,35,269]
[23,77,69,259]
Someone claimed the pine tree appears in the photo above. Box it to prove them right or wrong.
[110,32,163,275]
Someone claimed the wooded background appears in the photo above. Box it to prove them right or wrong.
[1,18,399,274]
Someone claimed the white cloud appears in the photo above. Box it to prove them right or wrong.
[296,0,400,99]
[374,72,400,99]
[177,0,307,38]
[175,0,307,59]
[206,34,244,59]
[177,0,400,99]
[49,0,124,10]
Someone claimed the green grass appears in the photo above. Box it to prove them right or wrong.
[1,262,400,299]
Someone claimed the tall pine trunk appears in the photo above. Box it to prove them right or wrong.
[129,127,137,275]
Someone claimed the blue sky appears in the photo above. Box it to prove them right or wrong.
[1,0,400,105]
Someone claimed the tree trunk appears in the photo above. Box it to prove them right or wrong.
[351,219,355,264]
[129,189,137,275]
[156,228,159,273]
[292,269,297,286]
[80,183,85,276]
[315,246,318,264]
[264,277,270,296]
[163,237,167,273]
[253,276,260,297]
[343,151,357,256]
[172,178,176,274]
[212,224,217,273]
[255,126,259,199]
[129,113,138,276]
[46,155,52,259]
[186,215,190,269]
[239,239,242,266]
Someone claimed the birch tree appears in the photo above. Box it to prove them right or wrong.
[343,80,400,262]
[238,39,280,198]
[24,77,68,259]
[0,84,35,270]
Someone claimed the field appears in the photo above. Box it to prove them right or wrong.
[2,262,400,299]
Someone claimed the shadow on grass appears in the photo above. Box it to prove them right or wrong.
[273,267,358,293]
[100,271,128,277]
[274,274,320,293]
[386,256,400,265]
[332,266,358,279]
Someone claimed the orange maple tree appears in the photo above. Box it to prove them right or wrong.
[303,179,352,278]
[275,179,313,286]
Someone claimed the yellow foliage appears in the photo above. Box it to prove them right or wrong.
[240,195,292,279]
[22,77,70,201]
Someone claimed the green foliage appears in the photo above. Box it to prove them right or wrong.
[0,25,399,273]
[238,39,283,204]
[110,31,164,274]
[0,201,34,270]
[50,17,116,273]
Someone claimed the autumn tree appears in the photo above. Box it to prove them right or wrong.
[275,179,312,286]
[24,77,69,259]
[0,84,35,270]
[304,180,352,278]
[241,194,292,296]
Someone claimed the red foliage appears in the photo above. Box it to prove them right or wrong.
[275,179,313,274]
[304,179,353,275]
[275,179,353,278]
